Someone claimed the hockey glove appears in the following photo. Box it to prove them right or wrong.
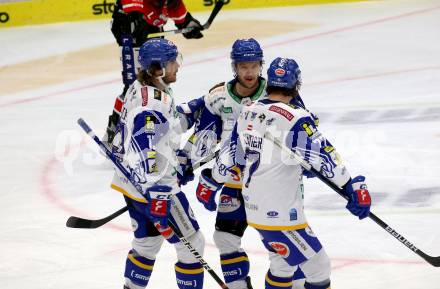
[196,168,222,211]
[302,168,316,179]
[175,13,204,39]
[128,11,151,45]
[146,185,172,228]
[343,176,371,220]
[176,96,205,129]
[146,185,180,243]
[176,149,195,186]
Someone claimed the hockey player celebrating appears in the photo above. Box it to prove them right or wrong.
[104,0,205,146]
[210,57,372,289]
[110,38,205,289]
[177,38,266,289]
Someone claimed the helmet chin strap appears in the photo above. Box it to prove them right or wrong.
[154,67,171,92]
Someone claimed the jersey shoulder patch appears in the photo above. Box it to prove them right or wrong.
[268,105,294,121]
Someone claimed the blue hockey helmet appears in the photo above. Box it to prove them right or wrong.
[267,57,301,89]
[138,38,179,70]
[230,38,263,63]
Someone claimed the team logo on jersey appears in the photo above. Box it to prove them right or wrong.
[218,195,240,213]
[269,105,294,121]
[266,211,279,218]
[222,106,233,113]
[145,116,156,132]
[153,89,162,100]
[266,117,275,126]
[141,87,148,106]
[274,68,286,77]
[258,113,266,123]
[289,208,297,221]
[269,242,290,257]
[301,122,316,137]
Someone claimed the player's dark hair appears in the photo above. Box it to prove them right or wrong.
[266,80,301,98]
[137,62,162,86]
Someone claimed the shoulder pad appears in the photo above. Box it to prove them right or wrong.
[286,103,300,110]
[209,82,226,93]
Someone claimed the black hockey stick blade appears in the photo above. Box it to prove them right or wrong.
[148,0,225,38]
[423,255,440,267]
[65,152,216,230]
[367,212,440,267]
[66,206,128,229]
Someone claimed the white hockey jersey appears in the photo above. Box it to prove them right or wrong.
[184,78,267,159]
[182,78,267,187]
[110,81,186,202]
[213,99,351,230]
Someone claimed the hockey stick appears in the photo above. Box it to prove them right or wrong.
[66,206,128,229]
[265,131,440,267]
[148,0,225,38]
[75,118,229,288]
[66,149,218,229]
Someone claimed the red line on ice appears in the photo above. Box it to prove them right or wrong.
[39,140,129,232]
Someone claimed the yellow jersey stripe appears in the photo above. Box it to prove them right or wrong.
[220,256,249,265]
[224,183,242,189]
[265,275,293,287]
[248,222,308,231]
[111,183,147,203]
[127,254,153,270]
[175,265,204,274]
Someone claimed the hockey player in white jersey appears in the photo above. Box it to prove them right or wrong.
[211,57,372,289]
[110,38,205,289]
[176,38,266,289]
[177,39,309,289]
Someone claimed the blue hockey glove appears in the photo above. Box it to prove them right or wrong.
[196,169,222,211]
[146,185,172,228]
[176,149,194,186]
[302,168,316,179]
[176,96,205,129]
[146,185,180,243]
[343,176,371,220]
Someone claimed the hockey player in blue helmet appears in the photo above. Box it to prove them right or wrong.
[208,57,372,289]
[173,39,294,289]
[109,38,206,289]
[137,38,182,91]
[175,38,266,289]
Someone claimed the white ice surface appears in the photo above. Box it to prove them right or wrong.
[1,1,440,289]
